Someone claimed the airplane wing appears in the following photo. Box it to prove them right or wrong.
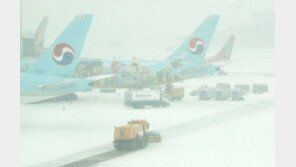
[37,79,77,90]
[86,74,116,81]
[37,74,116,90]
[211,61,233,67]
[178,65,208,74]
[21,94,70,104]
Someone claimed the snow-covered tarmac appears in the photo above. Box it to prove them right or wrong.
[20,49,275,167]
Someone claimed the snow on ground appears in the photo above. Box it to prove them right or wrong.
[20,48,274,167]
[100,107,274,167]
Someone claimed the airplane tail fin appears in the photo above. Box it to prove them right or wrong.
[167,15,220,65]
[204,35,235,63]
[34,17,48,52]
[27,14,93,77]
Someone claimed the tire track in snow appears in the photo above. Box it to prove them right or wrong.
[31,98,274,167]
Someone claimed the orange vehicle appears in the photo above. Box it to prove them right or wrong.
[113,120,149,150]
[113,120,161,150]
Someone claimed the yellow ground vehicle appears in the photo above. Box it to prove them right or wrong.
[113,120,149,150]
[113,120,161,150]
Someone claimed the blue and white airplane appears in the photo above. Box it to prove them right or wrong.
[20,14,113,103]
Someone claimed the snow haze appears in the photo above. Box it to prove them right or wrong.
[21,0,274,59]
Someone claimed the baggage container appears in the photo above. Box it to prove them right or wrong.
[216,83,231,90]
[252,84,268,94]
[231,89,244,101]
[235,84,250,94]
[214,88,230,100]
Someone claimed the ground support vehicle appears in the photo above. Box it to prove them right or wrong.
[113,124,148,150]
[113,120,161,150]
[124,89,170,108]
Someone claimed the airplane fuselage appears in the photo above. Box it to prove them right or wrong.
[21,57,221,88]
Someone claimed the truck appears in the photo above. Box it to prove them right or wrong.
[124,89,170,108]
[113,120,161,150]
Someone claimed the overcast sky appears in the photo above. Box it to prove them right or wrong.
[21,0,274,59]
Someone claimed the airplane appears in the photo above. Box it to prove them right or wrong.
[20,14,113,104]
